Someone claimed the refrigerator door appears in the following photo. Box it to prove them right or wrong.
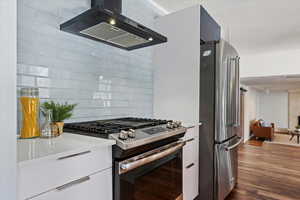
[215,136,243,200]
[215,40,240,143]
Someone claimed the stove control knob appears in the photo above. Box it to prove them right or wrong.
[128,129,136,138]
[167,122,174,129]
[119,130,129,140]
[175,121,182,127]
[173,122,177,128]
[166,122,171,129]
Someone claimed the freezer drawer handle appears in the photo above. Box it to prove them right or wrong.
[119,140,186,174]
[57,150,91,160]
[225,137,243,151]
[56,176,90,191]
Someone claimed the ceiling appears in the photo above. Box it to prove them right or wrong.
[151,0,300,55]
[241,75,300,92]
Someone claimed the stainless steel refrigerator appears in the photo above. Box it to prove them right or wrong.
[199,40,243,200]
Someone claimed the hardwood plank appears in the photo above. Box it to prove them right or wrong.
[246,139,264,147]
[226,143,300,200]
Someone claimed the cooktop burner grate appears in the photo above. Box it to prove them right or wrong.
[64,118,169,136]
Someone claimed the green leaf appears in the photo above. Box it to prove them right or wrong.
[41,101,77,122]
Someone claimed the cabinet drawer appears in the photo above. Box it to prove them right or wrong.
[183,162,198,200]
[183,126,197,141]
[183,139,198,167]
[19,145,112,200]
[31,168,112,200]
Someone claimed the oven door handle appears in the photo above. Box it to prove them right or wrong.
[118,141,186,175]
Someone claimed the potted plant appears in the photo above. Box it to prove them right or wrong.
[41,101,77,136]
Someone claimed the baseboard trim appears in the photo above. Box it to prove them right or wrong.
[275,131,289,135]
[243,133,254,143]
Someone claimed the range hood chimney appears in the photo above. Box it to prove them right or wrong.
[91,0,122,13]
[60,0,167,50]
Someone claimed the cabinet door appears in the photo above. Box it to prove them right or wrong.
[183,139,197,167]
[183,126,199,166]
[183,162,198,200]
[183,127,199,200]
[32,169,112,200]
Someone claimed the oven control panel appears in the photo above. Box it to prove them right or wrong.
[109,124,187,150]
[143,127,167,135]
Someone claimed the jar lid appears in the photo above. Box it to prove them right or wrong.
[20,88,39,97]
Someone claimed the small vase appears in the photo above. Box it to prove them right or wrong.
[56,122,64,135]
[51,122,64,137]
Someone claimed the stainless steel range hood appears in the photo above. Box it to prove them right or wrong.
[60,0,167,50]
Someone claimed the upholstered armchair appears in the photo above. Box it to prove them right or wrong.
[250,120,275,141]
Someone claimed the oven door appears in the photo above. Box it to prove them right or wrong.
[114,141,185,200]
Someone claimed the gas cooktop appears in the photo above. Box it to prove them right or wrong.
[64,117,187,150]
[64,118,170,135]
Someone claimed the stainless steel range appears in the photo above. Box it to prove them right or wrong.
[64,117,186,150]
[64,117,187,200]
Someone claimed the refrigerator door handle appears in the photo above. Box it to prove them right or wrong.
[226,57,233,126]
[225,137,243,151]
[237,57,241,126]
[233,56,240,127]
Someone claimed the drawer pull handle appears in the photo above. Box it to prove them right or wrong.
[56,176,90,191]
[186,126,195,129]
[186,163,195,169]
[185,138,195,143]
[57,150,91,160]
[186,123,202,129]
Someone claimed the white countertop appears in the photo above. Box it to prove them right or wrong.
[18,133,116,166]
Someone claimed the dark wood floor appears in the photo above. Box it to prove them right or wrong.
[226,143,300,200]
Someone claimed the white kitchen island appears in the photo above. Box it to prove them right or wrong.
[18,133,115,200]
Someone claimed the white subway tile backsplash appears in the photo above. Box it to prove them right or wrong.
[36,77,51,87]
[17,0,159,123]
[17,75,36,87]
[18,64,49,77]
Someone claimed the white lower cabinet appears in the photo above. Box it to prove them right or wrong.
[19,146,112,199]
[18,143,114,200]
[183,161,198,200]
[183,126,199,200]
[31,168,112,200]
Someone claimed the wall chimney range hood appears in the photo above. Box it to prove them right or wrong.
[60,0,167,50]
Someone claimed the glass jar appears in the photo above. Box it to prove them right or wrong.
[20,88,40,139]
[40,108,55,138]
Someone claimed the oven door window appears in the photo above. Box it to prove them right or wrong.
[115,150,183,200]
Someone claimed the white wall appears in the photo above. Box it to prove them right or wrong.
[243,86,260,142]
[17,0,160,128]
[288,91,300,129]
[0,0,17,199]
[258,91,289,129]
[243,89,289,139]
[240,48,300,78]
